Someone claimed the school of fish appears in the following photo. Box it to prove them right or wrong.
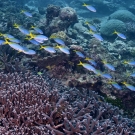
[0,5,135,91]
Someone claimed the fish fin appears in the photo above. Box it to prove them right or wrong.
[113,30,117,34]
[82,3,87,6]
[85,57,89,60]
[77,61,83,66]
[40,45,45,50]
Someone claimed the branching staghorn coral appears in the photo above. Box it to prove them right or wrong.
[0,71,134,134]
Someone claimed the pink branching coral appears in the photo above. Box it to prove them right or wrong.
[0,71,134,134]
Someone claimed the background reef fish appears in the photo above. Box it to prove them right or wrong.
[14,24,30,35]
[85,22,97,32]
[40,46,56,53]
[113,30,126,40]
[21,10,32,17]
[101,73,112,79]
[53,38,65,46]
[102,60,115,71]
[82,3,96,12]
[122,82,135,91]
[78,61,95,72]
[74,50,85,58]
[85,57,97,66]
[0,40,5,45]
[123,61,135,66]
[31,26,43,34]
[28,39,40,45]
[55,45,70,54]
[108,81,122,90]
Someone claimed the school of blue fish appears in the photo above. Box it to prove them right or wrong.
[0,6,135,92]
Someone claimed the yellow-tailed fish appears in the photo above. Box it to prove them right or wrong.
[0,40,5,45]
[40,46,56,53]
[22,46,36,55]
[82,3,96,12]
[31,26,43,34]
[85,57,97,66]
[14,23,30,35]
[85,22,97,32]
[130,73,135,77]
[101,73,112,80]
[4,40,24,52]
[77,61,95,72]
[50,35,65,46]
[74,50,85,58]
[89,30,103,41]
[108,81,122,90]
[123,60,135,66]
[93,69,102,76]
[122,82,135,91]
[55,45,70,54]
[113,30,126,40]
[102,60,115,71]
[26,38,40,46]
[8,38,21,44]
[21,10,32,17]
[27,32,48,42]
[0,33,15,39]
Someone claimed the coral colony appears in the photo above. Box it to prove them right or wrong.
[0,0,135,134]
[0,71,135,134]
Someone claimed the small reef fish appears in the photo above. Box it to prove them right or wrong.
[31,26,43,34]
[27,38,40,46]
[55,45,70,54]
[27,33,48,42]
[94,69,112,79]
[130,73,135,77]
[3,39,24,51]
[22,47,36,55]
[85,57,97,66]
[50,35,65,46]
[108,81,122,90]
[8,38,21,44]
[0,40,5,45]
[102,60,115,71]
[89,30,103,41]
[101,73,112,79]
[85,22,97,32]
[0,33,15,39]
[82,3,96,12]
[54,38,65,46]
[78,61,95,72]
[113,30,126,40]
[122,82,135,91]
[123,60,135,66]
[40,46,56,53]
[14,23,30,35]
[21,10,32,17]
[74,50,85,58]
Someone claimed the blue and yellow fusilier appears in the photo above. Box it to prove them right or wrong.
[122,82,135,91]
[21,10,32,17]
[82,3,96,12]
[40,46,56,53]
[55,44,70,54]
[113,30,126,40]
[85,57,97,66]
[78,61,96,72]
[102,60,115,71]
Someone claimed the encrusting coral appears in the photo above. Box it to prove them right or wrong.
[0,70,135,134]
